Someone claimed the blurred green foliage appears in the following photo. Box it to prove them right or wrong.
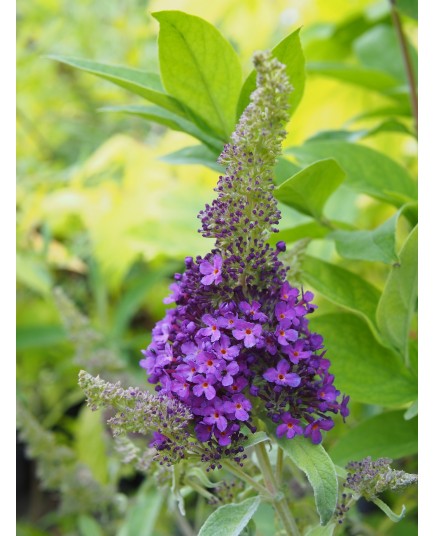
[17,0,417,534]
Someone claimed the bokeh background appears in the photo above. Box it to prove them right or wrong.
[17,1,418,535]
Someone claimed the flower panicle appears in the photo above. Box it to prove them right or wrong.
[198,51,292,290]
[139,51,350,462]
[78,370,192,437]
[344,456,418,500]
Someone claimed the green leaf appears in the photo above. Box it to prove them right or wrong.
[287,141,417,206]
[354,25,418,84]
[198,497,261,536]
[16,254,52,296]
[153,11,242,139]
[77,516,103,536]
[16,325,66,350]
[100,105,222,151]
[330,410,418,466]
[274,157,301,186]
[241,431,270,449]
[187,467,224,489]
[172,463,186,516]
[49,56,184,115]
[160,145,223,172]
[305,523,336,536]
[277,437,337,525]
[112,261,180,338]
[274,158,346,220]
[117,481,165,536]
[376,225,418,363]
[395,0,418,20]
[302,256,381,333]
[270,222,329,245]
[310,313,417,406]
[74,406,109,485]
[237,28,305,119]
[404,400,418,420]
[307,61,400,93]
[373,498,406,522]
[330,213,400,264]
[306,119,415,143]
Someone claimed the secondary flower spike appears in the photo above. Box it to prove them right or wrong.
[141,51,349,462]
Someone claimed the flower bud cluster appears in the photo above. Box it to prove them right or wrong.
[343,457,418,500]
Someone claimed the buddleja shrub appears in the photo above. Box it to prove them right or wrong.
[34,8,417,536]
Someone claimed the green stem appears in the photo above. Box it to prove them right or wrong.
[174,507,196,536]
[255,443,300,536]
[276,446,284,487]
[222,459,271,497]
[389,0,418,133]
[184,477,215,501]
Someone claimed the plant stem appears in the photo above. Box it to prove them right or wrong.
[174,507,196,536]
[276,446,284,487]
[222,459,271,497]
[255,443,300,536]
[389,0,418,133]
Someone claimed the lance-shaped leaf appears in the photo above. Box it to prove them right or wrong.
[302,255,381,334]
[160,145,223,172]
[100,105,223,152]
[277,437,337,525]
[330,410,418,466]
[372,499,406,522]
[354,25,418,84]
[330,203,417,264]
[49,56,184,115]
[287,141,417,206]
[237,28,305,119]
[310,313,417,406]
[274,158,346,220]
[331,213,399,264]
[117,481,165,536]
[307,62,400,93]
[153,11,242,140]
[198,496,261,536]
[376,225,418,364]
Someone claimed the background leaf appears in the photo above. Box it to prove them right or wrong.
[307,62,400,93]
[100,105,223,151]
[277,437,337,525]
[330,411,418,466]
[305,524,336,536]
[376,225,418,363]
[287,141,417,206]
[74,406,109,485]
[330,212,400,264]
[237,28,305,119]
[354,25,417,84]
[49,56,184,115]
[117,481,165,536]
[160,145,223,172]
[198,497,261,536]
[154,10,242,139]
[395,0,418,19]
[274,158,346,220]
[310,313,417,406]
[302,256,381,333]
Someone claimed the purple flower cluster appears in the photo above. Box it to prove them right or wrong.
[140,52,349,460]
[141,253,349,449]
